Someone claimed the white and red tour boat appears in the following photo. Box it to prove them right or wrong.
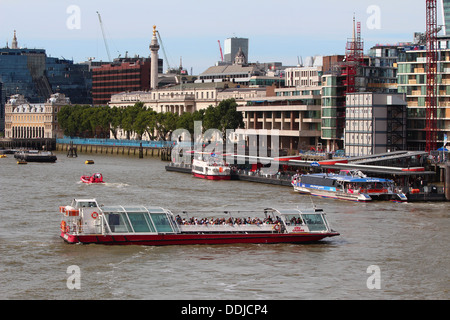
[59,198,339,246]
[191,152,231,180]
[80,173,104,184]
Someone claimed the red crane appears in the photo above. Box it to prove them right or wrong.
[426,0,438,153]
[344,17,363,94]
[218,40,224,62]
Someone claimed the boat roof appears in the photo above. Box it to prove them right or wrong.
[100,205,167,214]
[306,173,392,183]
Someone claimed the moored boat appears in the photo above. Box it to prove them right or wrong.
[292,169,407,202]
[192,152,231,180]
[59,198,339,246]
[14,150,57,163]
[80,173,104,184]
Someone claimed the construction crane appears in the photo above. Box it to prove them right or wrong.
[425,0,438,153]
[96,11,112,62]
[218,40,224,62]
[156,30,171,72]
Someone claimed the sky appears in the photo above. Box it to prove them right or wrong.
[0,0,435,74]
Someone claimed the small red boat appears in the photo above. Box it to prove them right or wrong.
[59,198,340,246]
[80,173,104,184]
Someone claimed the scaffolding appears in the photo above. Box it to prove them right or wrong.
[343,18,364,94]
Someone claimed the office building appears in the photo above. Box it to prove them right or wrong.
[92,57,163,105]
[236,80,323,151]
[46,57,92,105]
[224,37,248,64]
[397,39,450,150]
[345,93,407,156]
[442,0,450,35]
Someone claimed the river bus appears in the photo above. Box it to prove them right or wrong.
[59,198,339,246]
[291,170,407,202]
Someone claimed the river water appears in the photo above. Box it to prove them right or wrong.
[0,152,448,300]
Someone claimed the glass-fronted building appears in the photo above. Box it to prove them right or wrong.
[397,41,450,150]
[442,0,450,35]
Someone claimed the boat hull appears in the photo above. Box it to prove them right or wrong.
[14,154,57,162]
[192,172,231,180]
[293,185,371,202]
[60,231,339,246]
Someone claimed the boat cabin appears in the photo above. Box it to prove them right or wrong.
[60,199,333,236]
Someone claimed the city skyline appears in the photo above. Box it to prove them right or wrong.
[0,0,433,74]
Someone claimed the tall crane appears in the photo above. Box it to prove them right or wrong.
[156,30,171,72]
[426,0,438,153]
[218,40,224,62]
[96,11,112,62]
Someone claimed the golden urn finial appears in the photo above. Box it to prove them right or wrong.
[153,25,156,36]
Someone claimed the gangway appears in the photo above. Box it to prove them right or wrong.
[347,151,428,164]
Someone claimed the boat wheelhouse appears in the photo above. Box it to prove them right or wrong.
[291,170,407,202]
[59,198,339,245]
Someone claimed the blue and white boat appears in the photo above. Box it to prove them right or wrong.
[291,170,407,202]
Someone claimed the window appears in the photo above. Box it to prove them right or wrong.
[127,212,155,232]
[302,214,327,231]
[105,212,132,233]
[150,213,174,233]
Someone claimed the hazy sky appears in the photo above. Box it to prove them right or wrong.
[0,0,434,74]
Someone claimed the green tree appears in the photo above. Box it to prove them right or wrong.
[109,106,123,140]
[122,102,146,139]
[156,112,179,141]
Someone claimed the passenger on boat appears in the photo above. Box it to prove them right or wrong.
[176,215,278,226]
[289,217,304,226]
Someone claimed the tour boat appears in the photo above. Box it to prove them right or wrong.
[80,173,104,184]
[59,198,339,246]
[191,152,231,180]
[291,169,407,202]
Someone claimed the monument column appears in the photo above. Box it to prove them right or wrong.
[149,25,160,90]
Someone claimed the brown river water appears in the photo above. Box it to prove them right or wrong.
[0,152,448,300]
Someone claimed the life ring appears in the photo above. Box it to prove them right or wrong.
[61,221,67,232]
[273,224,281,232]
[91,212,99,219]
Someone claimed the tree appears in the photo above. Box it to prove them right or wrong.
[122,102,146,139]
[156,112,179,141]
[109,106,123,140]
[217,98,244,137]
[203,98,244,140]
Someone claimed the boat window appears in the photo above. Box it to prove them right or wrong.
[78,201,97,208]
[127,212,156,233]
[149,213,174,233]
[301,214,327,232]
[283,214,304,226]
[104,212,132,233]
